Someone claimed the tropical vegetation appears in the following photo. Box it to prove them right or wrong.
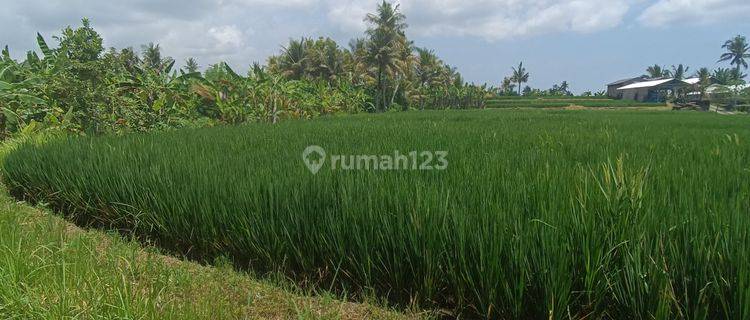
[0,2,490,138]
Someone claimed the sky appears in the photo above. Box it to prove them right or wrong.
[1,0,749,93]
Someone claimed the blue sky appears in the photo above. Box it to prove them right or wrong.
[1,0,748,93]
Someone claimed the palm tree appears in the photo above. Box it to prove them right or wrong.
[183,57,199,74]
[729,68,747,83]
[141,43,172,72]
[345,38,373,86]
[645,64,670,78]
[365,1,407,111]
[713,68,733,85]
[510,62,529,95]
[319,39,345,83]
[414,47,440,88]
[695,67,711,100]
[559,81,570,96]
[278,38,308,80]
[501,77,515,95]
[671,64,689,80]
[118,47,140,74]
[718,35,749,74]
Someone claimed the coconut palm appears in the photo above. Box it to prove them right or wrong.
[645,65,670,78]
[511,62,529,95]
[414,47,440,88]
[671,64,689,80]
[118,47,141,74]
[141,43,172,72]
[713,68,732,85]
[305,37,345,83]
[718,35,749,73]
[277,38,308,80]
[695,67,711,100]
[183,57,199,74]
[365,1,407,111]
[729,68,747,83]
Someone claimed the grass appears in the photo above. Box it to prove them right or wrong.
[0,186,416,319]
[2,109,750,319]
[486,96,665,108]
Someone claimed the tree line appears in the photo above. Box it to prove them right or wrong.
[642,35,748,87]
[0,2,490,138]
[493,35,749,100]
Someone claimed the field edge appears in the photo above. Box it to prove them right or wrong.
[0,186,422,320]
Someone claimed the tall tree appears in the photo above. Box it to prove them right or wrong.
[365,1,407,111]
[510,62,529,95]
[307,37,345,83]
[729,68,747,83]
[119,47,141,74]
[500,76,515,95]
[414,47,440,88]
[718,35,749,74]
[345,38,372,86]
[713,68,733,85]
[671,64,689,80]
[645,64,670,78]
[184,57,199,74]
[277,38,308,80]
[695,67,711,100]
[56,18,103,63]
[555,81,571,96]
[141,43,173,72]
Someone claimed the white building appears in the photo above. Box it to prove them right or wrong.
[614,78,700,102]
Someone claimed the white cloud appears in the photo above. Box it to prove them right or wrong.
[209,25,244,48]
[325,0,633,40]
[638,0,750,27]
[0,0,746,74]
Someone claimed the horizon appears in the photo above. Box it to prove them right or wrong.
[1,0,749,93]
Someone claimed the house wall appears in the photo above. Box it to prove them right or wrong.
[607,78,646,99]
[607,85,623,99]
[619,88,651,102]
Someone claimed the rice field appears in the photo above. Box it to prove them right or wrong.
[486,97,665,109]
[2,109,749,319]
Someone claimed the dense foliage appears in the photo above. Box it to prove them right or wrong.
[4,110,749,319]
[0,3,490,137]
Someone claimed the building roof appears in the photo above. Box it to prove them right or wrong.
[683,77,700,85]
[617,78,673,90]
[617,77,700,90]
[607,76,645,86]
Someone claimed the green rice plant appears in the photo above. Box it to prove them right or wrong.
[485,98,665,109]
[2,109,749,319]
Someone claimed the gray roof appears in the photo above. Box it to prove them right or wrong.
[607,76,646,87]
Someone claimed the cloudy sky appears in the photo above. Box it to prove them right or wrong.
[1,0,749,92]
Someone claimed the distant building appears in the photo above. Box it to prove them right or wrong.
[606,76,647,99]
[609,77,700,102]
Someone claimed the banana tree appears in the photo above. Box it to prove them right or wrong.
[115,60,202,130]
[0,52,49,136]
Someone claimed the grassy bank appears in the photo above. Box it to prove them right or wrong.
[0,188,414,319]
[2,109,749,318]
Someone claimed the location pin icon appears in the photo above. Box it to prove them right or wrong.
[302,145,326,174]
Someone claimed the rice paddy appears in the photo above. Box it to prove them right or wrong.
[2,109,749,319]
[486,96,665,109]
